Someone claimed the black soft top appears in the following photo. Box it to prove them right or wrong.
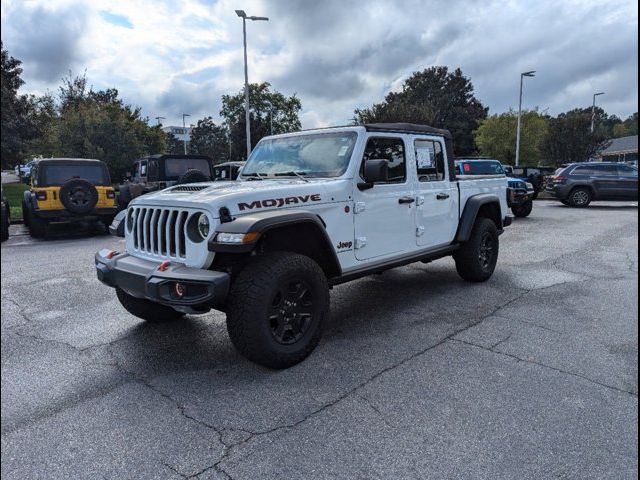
[364,123,452,139]
[36,158,106,166]
[137,154,213,163]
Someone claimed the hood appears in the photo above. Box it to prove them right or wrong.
[129,178,352,218]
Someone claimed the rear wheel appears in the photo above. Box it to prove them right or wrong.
[115,288,184,322]
[568,187,592,208]
[454,218,499,282]
[226,252,329,369]
[511,200,533,218]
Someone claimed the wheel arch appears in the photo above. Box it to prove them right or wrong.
[456,194,503,243]
[209,210,342,279]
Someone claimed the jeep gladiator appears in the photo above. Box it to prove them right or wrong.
[96,123,511,368]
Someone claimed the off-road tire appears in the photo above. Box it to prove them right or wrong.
[115,287,184,322]
[568,187,592,208]
[226,252,329,369]
[60,179,99,214]
[25,207,48,238]
[21,200,30,227]
[177,169,210,185]
[511,200,533,218]
[454,218,499,282]
[117,184,132,210]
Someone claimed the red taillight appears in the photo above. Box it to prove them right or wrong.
[106,190,116,199]
[36,191,47,201]
[554,175,567,184]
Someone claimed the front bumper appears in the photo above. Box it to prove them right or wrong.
[95,249,230,310]
[507,188,534,206]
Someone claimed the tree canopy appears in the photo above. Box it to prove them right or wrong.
[188,116,230,163]
[220,82,302,161]
[354,67,488,156]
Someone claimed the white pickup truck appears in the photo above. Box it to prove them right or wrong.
[96,123,511,368]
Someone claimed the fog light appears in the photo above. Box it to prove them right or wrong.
[173,282,186,298]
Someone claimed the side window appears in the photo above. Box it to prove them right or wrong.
[618,165,638,177]
[147,160,159,181]
[361,137,406,183]
[132,162,140,178]
[573,166,594,175]
[139,161,148,177]
[415,139,445,181]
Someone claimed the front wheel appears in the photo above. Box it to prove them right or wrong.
[511,200,533,218]
[115,287,184,322]
[454,218,499,282]
[226,252,329,369]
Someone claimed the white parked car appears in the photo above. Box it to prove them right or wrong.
[14,160,37,183]
[96,123,511,368]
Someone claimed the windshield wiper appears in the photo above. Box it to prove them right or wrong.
[274,171,310,182]
[241,172,266,180]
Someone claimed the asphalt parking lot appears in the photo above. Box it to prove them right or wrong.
[1,201,638,479]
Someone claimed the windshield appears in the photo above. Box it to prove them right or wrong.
[164,158,211,180]
[457,161,505,175]
[242,132,358,178]
[40,164,110,186]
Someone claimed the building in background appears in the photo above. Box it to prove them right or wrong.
[162,126,192,144]
[598,135,638,163]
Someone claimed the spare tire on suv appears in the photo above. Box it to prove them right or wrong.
[177,169,210,185]
[59,178,99,214]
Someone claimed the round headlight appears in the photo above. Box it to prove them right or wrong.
[197,214,210,239]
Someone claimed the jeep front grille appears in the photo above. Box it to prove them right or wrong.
[128,207,189,259]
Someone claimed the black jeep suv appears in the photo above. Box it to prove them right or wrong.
[546,162,638,207]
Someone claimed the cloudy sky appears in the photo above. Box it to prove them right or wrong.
[1,0,637,129]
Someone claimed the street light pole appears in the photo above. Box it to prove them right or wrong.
[236,10,269,160]
[182,113,190,155]
[155,116,165,126]
[515,70,536,167]
[591,92,605,133]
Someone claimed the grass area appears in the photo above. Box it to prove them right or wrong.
[3,183,28,221]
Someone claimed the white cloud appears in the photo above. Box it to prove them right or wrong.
[1,0,637,130]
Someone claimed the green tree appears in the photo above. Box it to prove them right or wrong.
[1,42,39,167]
[220,82,302,161]
[542,109,606,166]
[354,66,488,155]
[53,73,167,180]
[474,109,548,166]
[188,116,229,162]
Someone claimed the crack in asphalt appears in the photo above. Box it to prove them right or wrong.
[450,338,638,397]
[357,394,395,429]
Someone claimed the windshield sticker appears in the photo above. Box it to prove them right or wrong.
[238,194,322,211]
[337,145,349,156]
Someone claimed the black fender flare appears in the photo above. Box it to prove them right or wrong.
[208,209,342,277]
[455,194,503,243]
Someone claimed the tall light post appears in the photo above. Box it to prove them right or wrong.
[182,113,190,154]
[515,70,536,167]
[155,116,165,126]
[265,100,273,135]
[591,92,605,133]
[236,9,269,159]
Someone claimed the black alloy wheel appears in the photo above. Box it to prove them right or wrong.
[268,279,314,345]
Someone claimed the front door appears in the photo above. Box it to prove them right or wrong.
[414,138,458,247]
[616,164,639,200]
[353,136,416,261]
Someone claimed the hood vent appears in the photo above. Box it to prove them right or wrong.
[168,185,209,193]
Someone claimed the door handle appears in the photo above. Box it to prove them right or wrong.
[398,196,415,204]
[436,193,450,200]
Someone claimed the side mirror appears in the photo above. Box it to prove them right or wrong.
[360,159,389,190]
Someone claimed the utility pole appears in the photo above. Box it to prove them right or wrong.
[236,10,269,159]
[515,71,536,167]
[182,113,190,155]
[591,92,605,133]
[155,116,165,126]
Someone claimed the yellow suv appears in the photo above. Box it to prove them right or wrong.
[22,158,118,237]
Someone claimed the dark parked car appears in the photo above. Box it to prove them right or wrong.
[1,186,9,242]
[503,165,557,199]
[546,162,638,207]
[117,154,215,209]
[456,158,535,217]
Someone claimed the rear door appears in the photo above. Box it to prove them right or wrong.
[616,164,639,200]
[414,138,458,247]
[353,135,416,261]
